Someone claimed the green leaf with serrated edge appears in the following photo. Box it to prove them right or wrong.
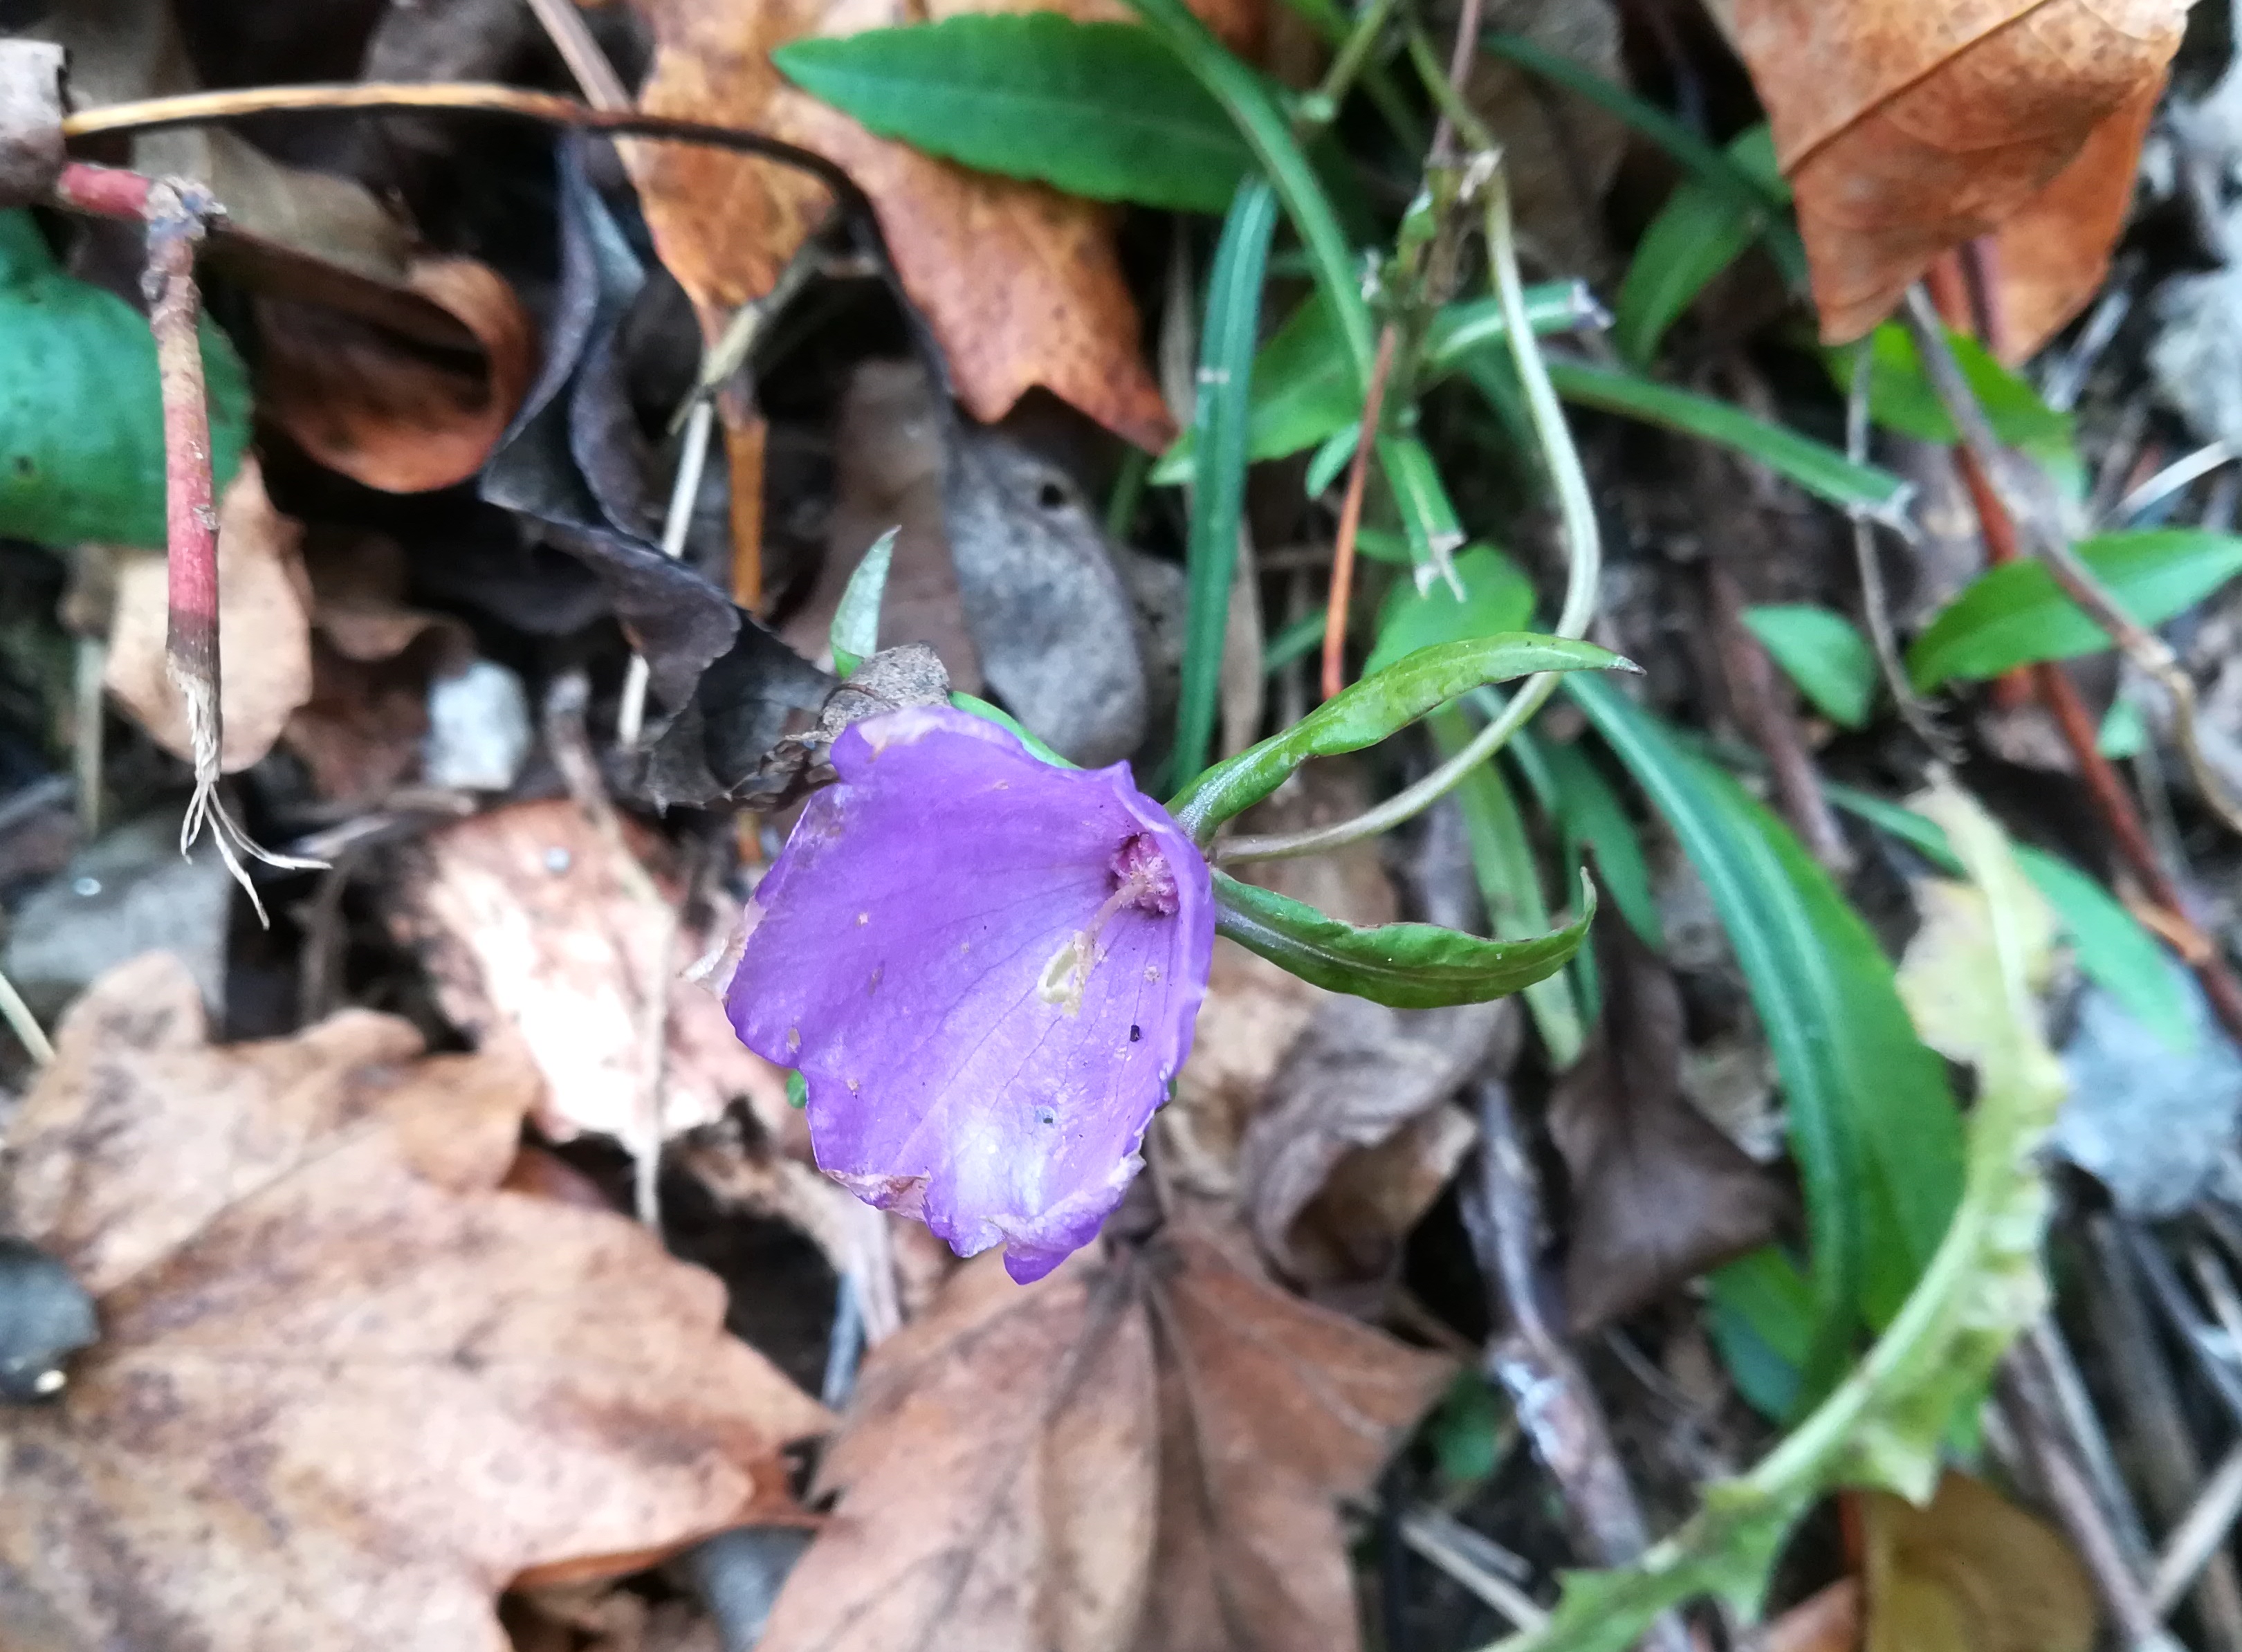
[0,211,249,549]
[1171,634,1630,838]
[1907,529,2242,690]
[1742,604,1876,729]
[773,16,1255,213]
[1173,180,1279,784]
[1568,676,1963,1400]
[1520,359,1913,529]
[1433,707,1584,1065]
[829,527,897,676]
[1366,545,1534,676]
[1615,125,1783,367]
[1152,282,1598,481]
[1487,789,2062,1652]
[1213,869,1592,1007]
[1826,782,2195,1054]
[1510,731,1664,948]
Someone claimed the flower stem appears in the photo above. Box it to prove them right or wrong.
[1218,162,1600,865]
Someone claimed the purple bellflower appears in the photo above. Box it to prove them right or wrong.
[725,704,1215,1283]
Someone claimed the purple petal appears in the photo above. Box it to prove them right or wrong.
[725,705,1214,1282]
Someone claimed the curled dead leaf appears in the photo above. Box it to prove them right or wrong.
[104,458,314,774]
[0,952,829,1652]
[259,256,538,493]
[1716,0,2185,351]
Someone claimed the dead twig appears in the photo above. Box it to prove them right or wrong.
[1465,1079,1689,1652]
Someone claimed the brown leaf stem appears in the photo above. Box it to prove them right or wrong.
[1322,323,1399,701]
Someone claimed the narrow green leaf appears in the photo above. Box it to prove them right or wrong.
[1907,529,2242,690]
[948,692,1077,767]
[1519,358,1913,528]
[773,15,1254,212]
[1741,604,1876,729]
[1478,33,1805,287]
[1837,321,2077,484]
[1377,433,1465,588]
[1513,731,1664,948]
[1173,181,1279,784]
[1150,280,1596,481]
[1826,782,2196,1054]
[0,211,249,549]
[1614,125,1783,367]
[1173,633,1630,836]
[1121,0,1377,383]
[1433,709,1584,1064]
[1569,675,1964,1399]
[1213,868,1592,1007]
[829,526,897,675]
[1366,544,1534,675]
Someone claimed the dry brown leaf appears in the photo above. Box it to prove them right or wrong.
[388,798,793,1144]
[624,0,1260,450]
[0,952,830,1652]
[1760,1579,1862,1652]
[104,458,314,773]
[1550,923,1785,1331]
[1716,0,2185,350]
[755,1231,1451,1652]
[257,256,538,493]
[1863,1471,2097,1652]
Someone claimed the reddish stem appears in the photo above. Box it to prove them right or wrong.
[48,159,151,220]
[1321,322,1400,701]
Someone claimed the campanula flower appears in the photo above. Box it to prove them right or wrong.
[726,704,1213,1282]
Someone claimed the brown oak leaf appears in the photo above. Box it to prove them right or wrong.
[755,1230,1451,1652]
[1713,0,2185,354]
[0,953,829,1652]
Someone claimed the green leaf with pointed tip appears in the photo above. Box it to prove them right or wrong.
[1568,675,1963,1402]
[1366,545,1534,676]
[830,527,897,676]
[1512,731,1664,950]
[1213,869,1592,1007]
[1907,529,2242,690]
[0,211,249,549]
[1615,124,1785,367]
[1742,604,1876,729]
[773,15,1255,213]
[1172,633,1631,836]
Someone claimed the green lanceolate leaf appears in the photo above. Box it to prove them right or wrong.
[1908,529,2242,690]
[1173,633,1631,837]
[773,15,1256,212]
[0,211,249,549]
[1615,124,1784,367]
[1213,868,1592,1007]
[1741,604,1876,729]
[1490,788,2063,1652]
[1839,320,2077,485]
[1151,280,1599,481]
[1525,359,1913,529]
[1511,731,1663,948]
[1568,675,1963,1401]
[1433,708,1585,1064]
[1366,544,1534,675]
[1173,181,1279,782]
[829,526,897,675]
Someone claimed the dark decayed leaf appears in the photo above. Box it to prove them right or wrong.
[1550,922,1787,1332]
[1212,870,1592,1008]
[774,15,1257,214]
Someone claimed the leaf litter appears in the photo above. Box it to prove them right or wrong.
[4,0,2241,1645]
